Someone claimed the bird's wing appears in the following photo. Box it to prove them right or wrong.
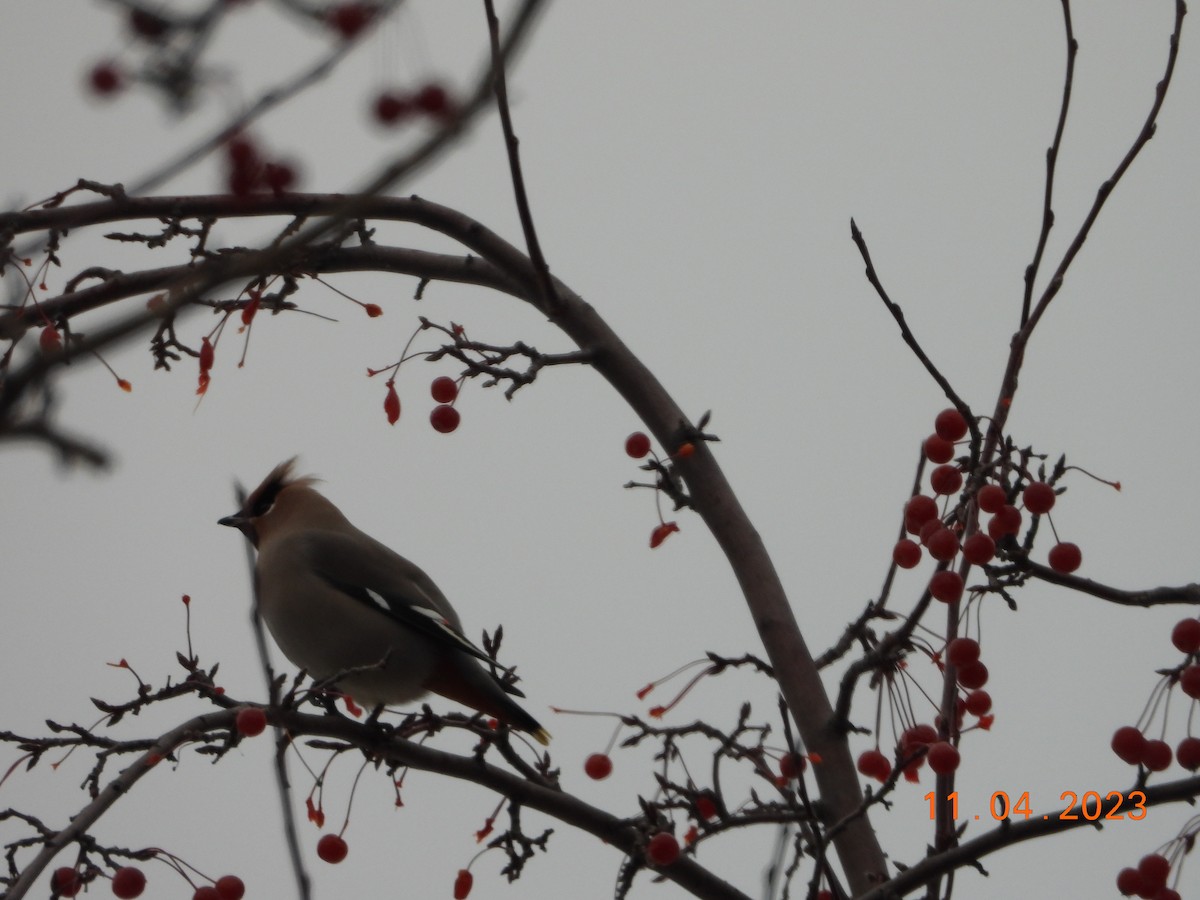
[299,530,522,685]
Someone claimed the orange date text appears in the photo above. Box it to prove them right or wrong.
[925,790,1147,822]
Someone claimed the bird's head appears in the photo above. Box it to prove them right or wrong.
[218,457,324,547]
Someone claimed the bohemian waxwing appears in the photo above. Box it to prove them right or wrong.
[219,459,549,744]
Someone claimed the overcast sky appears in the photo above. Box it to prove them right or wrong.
[3,2,1200,898]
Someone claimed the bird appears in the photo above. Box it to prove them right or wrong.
[218,458,549,744]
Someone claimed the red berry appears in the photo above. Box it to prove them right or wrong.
[857,749,891,782]
[695,794,718,820]
[414,82,452,117]
[235,707,267,737]
[892,538,921,569]
[918,518,944,546]
[226,136,258,167]
[649,521,680,548]
[263,162,297,194]
[111,866,146,899]
[645,832,680,866]
[961,532,996,566]
[923,434,954,464]
[625,432,651,459]
[39,325,62,354]
[430,376,458,404]
[1137,854,1171,891]
[383,381,401,425]
[1047,541,1082,574]
[584,752,613,780]
[934,408,968,441]
[1111,726,1146,765]
[956,661,989,689]
[1181,664,1200,699]
[926,741,960,774]
[930,465,963,496]
[977,484,1007,513]
[992,504,1022,537]
[905,495,939,529]
[1116,867,1147,897]
[1171,618,1200,654]
[193,888,221,900]
[89,62,122,95]
[902,724,938,748]
[946,637,981,668]
[1176,736,1200,770]
[964,689,992,716]
[925,528,959,562]
[929,570,964,604]
[317,834,348,864]
[1156,890,1182,900]
[373,90,413,125]
[453,869,473,900]
[215,875,245,900]
[328,3,374,38]
[1142,739,1172,772]
[430,404,460,433]
[1022,482,1056,514]
[52,868,82,898]
[778,753,806,780]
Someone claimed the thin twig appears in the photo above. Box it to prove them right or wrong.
[1021,0,1187,339]
[1021,0,1077,326]
[3,710,236,900]
[481,0,560,315]
[848,219,973,423]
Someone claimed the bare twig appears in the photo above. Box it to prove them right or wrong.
[848,218,974,429]
[1021,0,1078,326]
[481,0,560,314]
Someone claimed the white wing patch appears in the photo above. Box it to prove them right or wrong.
[364,588,390,613]
[409,605,490,659]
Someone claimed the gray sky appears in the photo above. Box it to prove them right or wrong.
[3,2,1200,898]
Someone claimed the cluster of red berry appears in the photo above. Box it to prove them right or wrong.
[1115,852,1179,899]
[383,375,461,432]
[1105,617,1200,896]
[223,135,297,197]
[893,408,1082,606]
[859,724,961,785]
[624,432,686,548]
[857,647,993,784]
[373,83,455,126]
[1111,618,1200,774]
[51,866,245,899]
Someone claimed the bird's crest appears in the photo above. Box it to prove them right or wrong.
[243,457,320,518]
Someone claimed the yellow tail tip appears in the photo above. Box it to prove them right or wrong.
[532,728,552,746]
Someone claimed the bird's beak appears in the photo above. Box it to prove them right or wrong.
[219,513,259,547]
